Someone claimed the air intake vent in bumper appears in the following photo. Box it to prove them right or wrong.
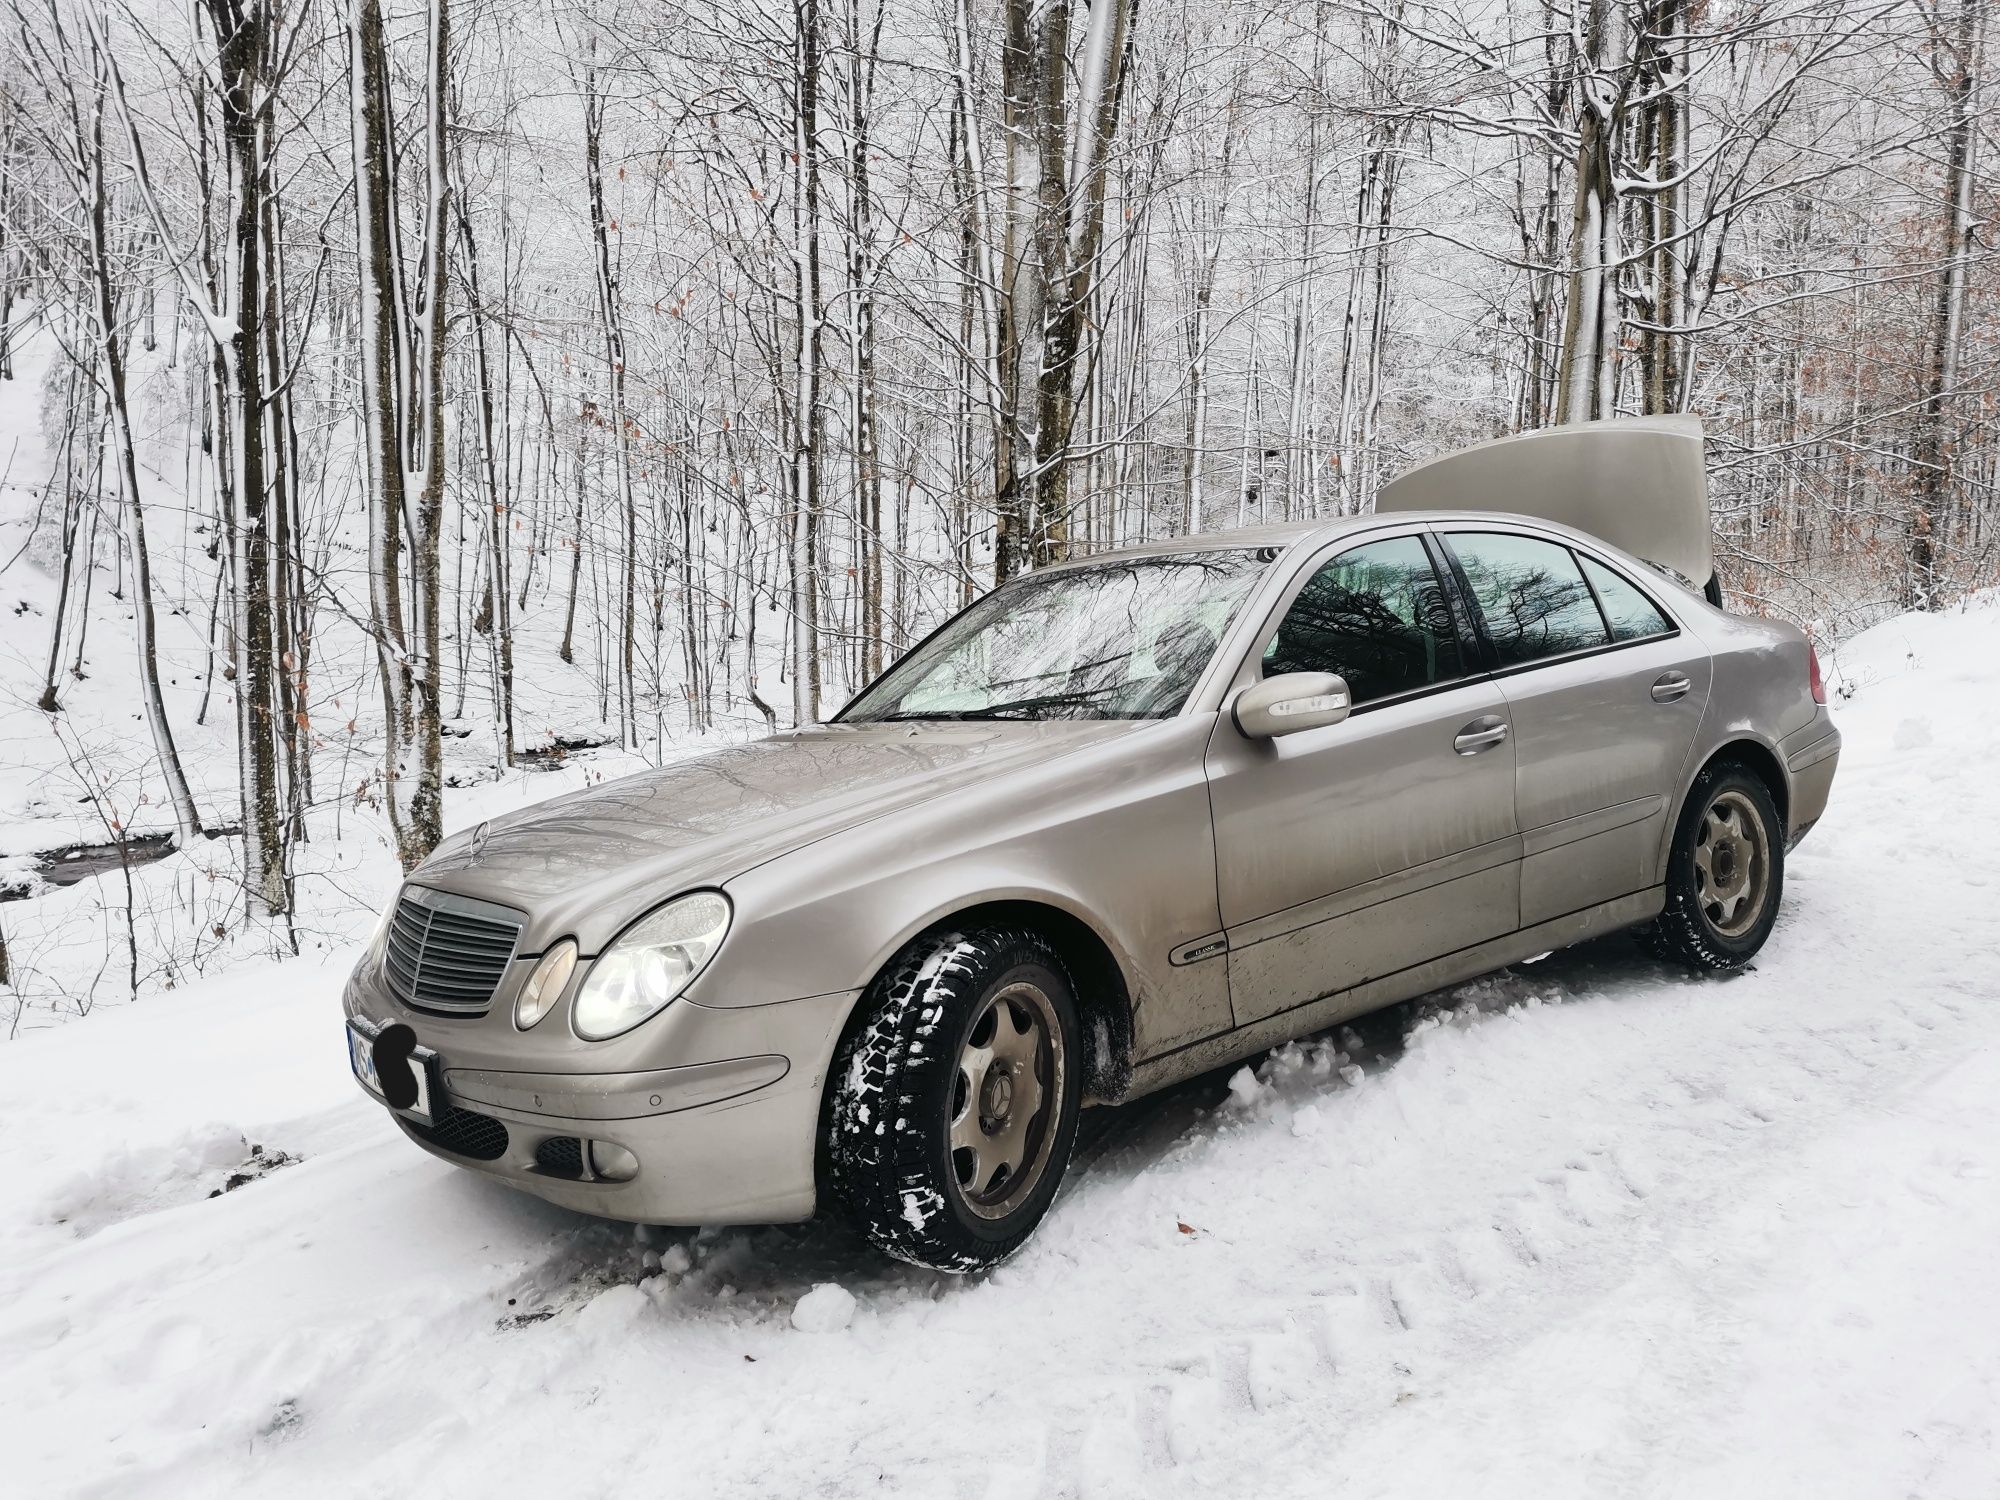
[534,1136,585,1178]
[408,1105,509,1161]
[383,886,522,1016]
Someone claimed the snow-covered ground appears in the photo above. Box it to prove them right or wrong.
[2,597,1997,1499]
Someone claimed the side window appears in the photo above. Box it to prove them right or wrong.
[1262,536,1463,705]
[1579,554,1673,641]
[1447,532,1609,667]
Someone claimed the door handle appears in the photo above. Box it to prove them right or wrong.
[1453,716,1509,755]
[1651,671,1692,703]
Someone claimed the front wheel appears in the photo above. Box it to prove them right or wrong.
[824,927,1082,1272]
[1648,761,1785,972]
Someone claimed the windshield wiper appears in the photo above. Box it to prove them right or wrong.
[875,687,1116,722]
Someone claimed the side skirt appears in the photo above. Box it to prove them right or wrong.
[1117,886,1664,1102]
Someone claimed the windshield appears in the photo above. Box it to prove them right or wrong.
[839,550,1274,723]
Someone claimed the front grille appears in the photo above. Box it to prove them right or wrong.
[409,1105,509,1162]
[383,887,522,1016]
[534,1136,585,1178]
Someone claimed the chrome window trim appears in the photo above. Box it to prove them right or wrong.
[1208,519,1472,715]
[1432,520,1688,633]
[1432,523,1684,680]
[1570,546,1681,646]
[1480,629,1685,683]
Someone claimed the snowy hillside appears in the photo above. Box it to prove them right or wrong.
[0,597,1995,1497]
[0,321,718,1027]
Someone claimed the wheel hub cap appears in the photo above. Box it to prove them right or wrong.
[1692,789,1770,939]
[949,983,1061,1220]
[979,1067,1015,1127]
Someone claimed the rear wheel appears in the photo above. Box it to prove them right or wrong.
[824,927,1081,1272]
[1649,762,1784,972]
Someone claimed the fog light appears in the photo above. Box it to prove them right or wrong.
[588,1141,639,1182]
[515,940,578,1030]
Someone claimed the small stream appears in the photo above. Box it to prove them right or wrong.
[0,834,178,902]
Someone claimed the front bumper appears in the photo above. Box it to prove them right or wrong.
[343,961,861,1225]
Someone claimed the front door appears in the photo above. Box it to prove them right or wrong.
[1438,528,1711,926]
[1205,531,1521,1028]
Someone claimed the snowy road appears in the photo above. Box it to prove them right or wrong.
[3,600,1998,1499]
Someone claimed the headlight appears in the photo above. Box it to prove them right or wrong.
[572,892,731,1040]
[515,940,578,1031]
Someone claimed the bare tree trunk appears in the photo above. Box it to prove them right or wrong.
[345,0,446,866]
[560,421,586,664]
[948,0,1005,594]
[96,0,290,911]
[37,367,86,713]
[406,0,449,851]
[458,182,515,766]
[996,0,1134,577]
[846,0,886,680]
[0,82,16,381]
[789,0,825,725]
[1556,108,1617,422]
[261,184,310,849]
[581,57,639,744]
[213,3,285,911]
[1555,0,1629,424]
[1636,0,1686,415]
[1335,117,1398,515]
[81,49,203,842]
[994,0,1035,581]
[346,0,417,859]
[1908,0,1983,611]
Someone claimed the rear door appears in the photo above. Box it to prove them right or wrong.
[1438,527,1710,926]
[1205,529,1520,1027]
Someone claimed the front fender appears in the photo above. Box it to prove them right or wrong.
[685,716,1234,1060]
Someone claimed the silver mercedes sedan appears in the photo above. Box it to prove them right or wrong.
[343,419,1841,1270]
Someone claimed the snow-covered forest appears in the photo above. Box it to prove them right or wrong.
[4,3,2000,1492]
[2,0,1996,996]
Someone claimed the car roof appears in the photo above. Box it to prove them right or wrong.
[1050,416,1714,586]
[1043,510,1616,570]
[1043,518,1364,569]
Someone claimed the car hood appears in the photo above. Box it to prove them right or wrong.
[409,719,1139,950]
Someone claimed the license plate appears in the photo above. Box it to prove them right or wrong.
[347,1016,442,1124]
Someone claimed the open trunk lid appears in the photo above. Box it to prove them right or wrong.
[1375,415,1714,593]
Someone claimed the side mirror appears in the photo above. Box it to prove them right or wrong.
[1233,672,1351,739]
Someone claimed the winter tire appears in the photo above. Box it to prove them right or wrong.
[824,926,1082,1272]
[1648,760,1785,972]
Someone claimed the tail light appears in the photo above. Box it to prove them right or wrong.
[1808,643,1827,705]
